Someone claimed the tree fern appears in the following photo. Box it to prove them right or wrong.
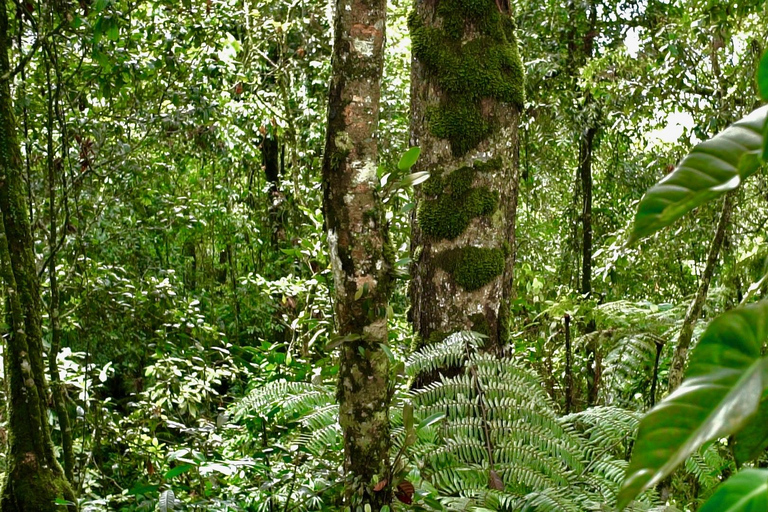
[406,331,661,511]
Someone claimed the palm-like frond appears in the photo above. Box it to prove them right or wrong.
[408,332,660,511]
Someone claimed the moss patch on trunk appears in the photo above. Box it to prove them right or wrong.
[417,158,501,240]
[435,246,505,291]
[409,0,524,156]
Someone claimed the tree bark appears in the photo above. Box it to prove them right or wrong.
[564,314,573,413]
[568,0,600,405]
[320,0,391,508]
[0,4,77,510]
[409,0,523,355]
[580,120,601,405]
[45,46,74,484]
[667,193,734,393]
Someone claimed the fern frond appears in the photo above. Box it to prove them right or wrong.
[232,380,334,420]
[563,406,640,455]
[600,335,659,405]
[522,487,582,512]
[684,443,727,491]
[406,331,484,378]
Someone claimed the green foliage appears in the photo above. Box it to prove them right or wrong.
[407,332,663,511]
[619,302,768,508]
[697,469,768,512]
[758,50,768,102]
[1,0,766,509]
[759,51,768,160]
[629,105,768,244]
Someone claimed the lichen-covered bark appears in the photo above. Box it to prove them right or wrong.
[409,0,523,353]
[320,0,391,508]
[0,4,77,510]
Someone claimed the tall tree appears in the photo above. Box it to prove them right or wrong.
[409,0,524,352]
[0,3,77,510]
[568,0,601,405]
[320,0,392,508]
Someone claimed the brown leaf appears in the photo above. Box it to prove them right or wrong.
[395,480,415,504]
[373,479,388,492]
[488,469,504,490]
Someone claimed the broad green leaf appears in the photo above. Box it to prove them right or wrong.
[758,51,768,101]
[397,147,421,172]
[732,393,768,465]
[397,171,430,189]
[128,483,159,496]
[158,489,176,512]
[628,106,767,244]
[618,302,768,509]
[164,463,193,479]
[763,121,768,162]
[761,51,768,160]
[698,469,768,512]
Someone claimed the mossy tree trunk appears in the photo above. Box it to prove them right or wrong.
[0,4,77,511]
[320,0,392,508]
[409,0,524,354]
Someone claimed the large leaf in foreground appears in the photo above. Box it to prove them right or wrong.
[759,51,768,159]
[617,302,768,509]
[698,469,768,512]
[732,394,768,466]
[628,105,767,244]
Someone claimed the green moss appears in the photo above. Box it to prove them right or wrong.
[428,99,491,157]
[417,160,501,241]
[436,246,505,291]
[409,2,525,156]
[411,330,450,351]
[469,313,490,336]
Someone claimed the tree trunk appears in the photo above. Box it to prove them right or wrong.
[579,124,596,299]
[568,0,600,406]
[45,47,74,484]
[564,314,573,413]
[580,121,601,405]
[409,0,524,355]
[320,0,392,508]
[667,193,734,393]
[0,4,77,510]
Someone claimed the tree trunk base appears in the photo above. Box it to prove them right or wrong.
[1,460,76,512]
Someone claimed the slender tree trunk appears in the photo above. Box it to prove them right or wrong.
[567,0,600,405]
[564,314,573,413]
[45,46,74,484]
[320,0,392,508]
[0,4,77,510]
[579,124,596,299]
[580,121,601,405]
[409,0,524,355]
[667,193,734,393]
[649,338,663,407]
[262,133,285,247]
